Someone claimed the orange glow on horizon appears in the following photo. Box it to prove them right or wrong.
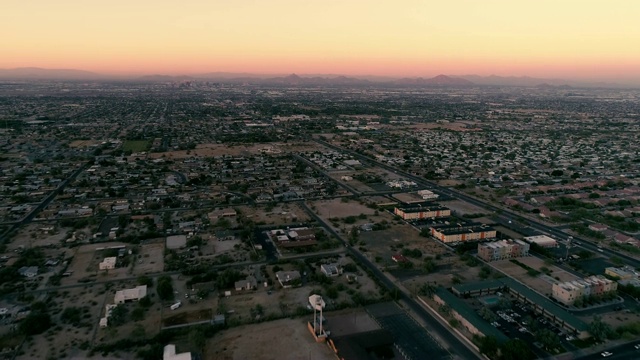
[1,0,639,82]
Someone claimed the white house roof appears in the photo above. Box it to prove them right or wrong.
[114,285,147,303]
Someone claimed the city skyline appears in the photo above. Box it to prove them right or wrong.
[2,0,640,83]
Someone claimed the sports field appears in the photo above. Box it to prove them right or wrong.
[122,140,150,152]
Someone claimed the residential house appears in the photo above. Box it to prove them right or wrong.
[114,285,148,304]
[18,266,38,278]
[275,270,301,288]
[321,264,340,277]
[99,257,117,270]
[234,276,257,291]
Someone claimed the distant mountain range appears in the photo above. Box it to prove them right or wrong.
[395,74,474,86]
[0,67,631,88]
[0,67,104,80]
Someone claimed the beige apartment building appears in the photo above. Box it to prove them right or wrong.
[394,204,451,220]
[552,276,617,305]
[477,239,530,262]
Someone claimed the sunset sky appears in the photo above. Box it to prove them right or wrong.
[2,0,639,80]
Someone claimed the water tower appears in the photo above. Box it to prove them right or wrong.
[309,294,326,335]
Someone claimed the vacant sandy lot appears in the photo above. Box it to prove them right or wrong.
[311,198,376,219]
[440,199,489,215]
[21,284,108,359]
[206,317,336,360]
[360,222,448,262]
[65,242,131,283]
[147,142,323,159]
[237,203,311,225]
[7,222,68,249]
[69,139,102,148]
[490,257,580,296]
[408,122,481,132]
[392,192,425,204]
[134,242,165,275]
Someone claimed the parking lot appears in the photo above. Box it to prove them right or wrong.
[488,299,578,357]
[366,302,450,360]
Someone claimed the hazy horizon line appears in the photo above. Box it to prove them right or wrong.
[2,66,639,86]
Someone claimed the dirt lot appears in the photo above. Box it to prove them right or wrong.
[490,257,581,296]
[163,308,213,327]
[213,238,242,254]
[408,122,481,132]
[6,222,69,250]
[69,139,102,148]
[207,317,336,360]
[581,311,640,330]
[217,259,381,327]
[18,284,111,359]
[326,172,376,193]
[391,192,425,204]
[147,141,323,159]
[401,258,483,289]
[359,222,448,263]
[64,242,132,284]
[133,242,165,275]
[440,199,489,215]
[236,203,311,225]
[311,198,377,219]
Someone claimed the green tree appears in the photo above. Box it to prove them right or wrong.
[109,305,128,326]
[500,339,535,360]
[536,328,561,351]
[157,275,174,301]
[131,307,145,321]
[61,307,82,326]
[422,258,436,274]
[137,275,153,287]
[139,295,152,308]
[20,312,51,335]
[189,328,207,351]
[589,315,613,342]
[475,335,499,358]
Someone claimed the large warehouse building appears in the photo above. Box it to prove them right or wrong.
[523,235,557,248]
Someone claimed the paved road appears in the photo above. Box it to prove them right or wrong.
[0,161,91,242]
[291,154,361,196]
[4,248,346,298]
[299,201,481,359]
[576,341,640,359]
[315,139,640,269]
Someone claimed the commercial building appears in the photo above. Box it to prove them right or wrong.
[99,257,117,270]
[477,240,530,262]
[268,227,317,248]
[523,235,557,248]
[417,189,439,200]
[551,276,617,305]
[429,224,496,244]
[114,285,148,304]
[394,204,450,220]
[605,266,638,280]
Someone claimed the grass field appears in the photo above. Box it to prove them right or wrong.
[122,140,150,152]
